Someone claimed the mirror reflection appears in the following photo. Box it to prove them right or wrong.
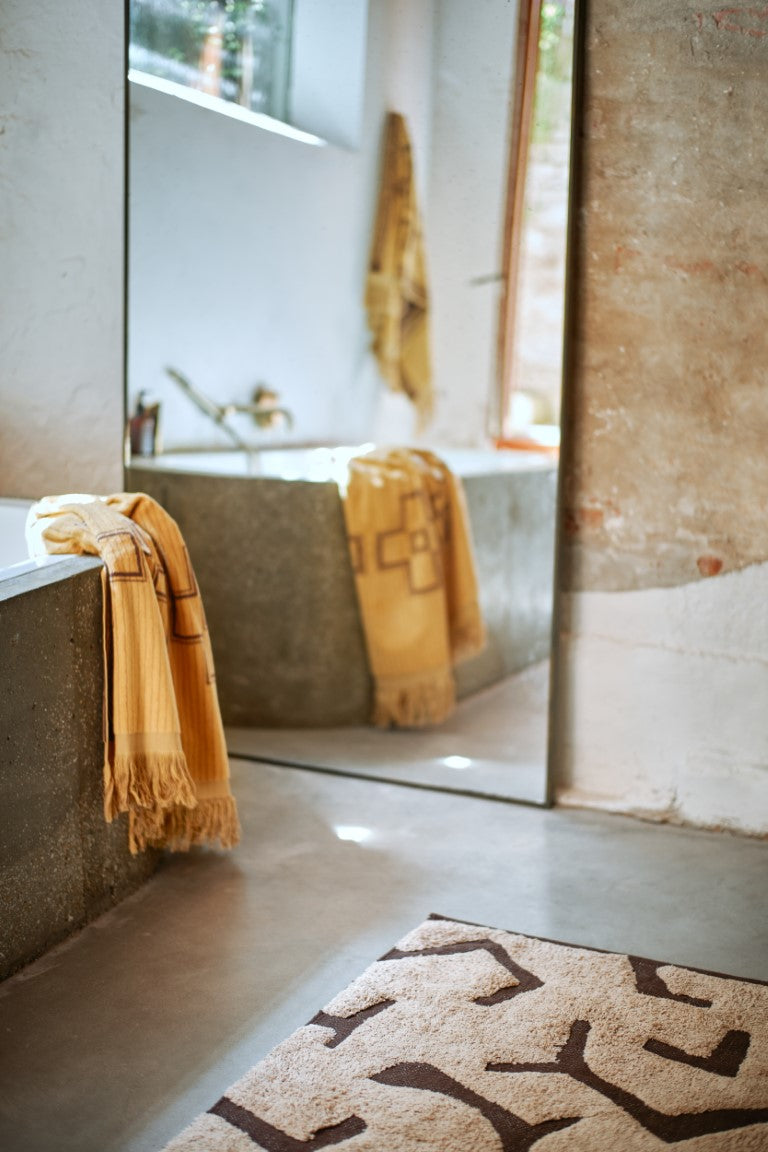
[126,0,575,808]
[129,0,294,121]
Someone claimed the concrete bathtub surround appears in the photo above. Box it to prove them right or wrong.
[0,555,158,981]
[127,446,558,727]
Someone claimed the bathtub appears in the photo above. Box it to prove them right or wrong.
[0,497,69,582]
[127,444,555,481]
[0,497,158,980]
[127,446,558,727]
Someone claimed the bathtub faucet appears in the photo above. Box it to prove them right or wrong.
[223,386,294,432]
[165,368,293,449]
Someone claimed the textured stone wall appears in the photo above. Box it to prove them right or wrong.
[561,0,768,593]
[553,0,768,834]
[0,563,157,980]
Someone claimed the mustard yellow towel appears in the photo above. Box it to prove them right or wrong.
[26,493,239,854]
[366,111,433,426]
[342,449,485,728]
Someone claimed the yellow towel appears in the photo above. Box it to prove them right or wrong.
[342,449,485,728]
[365,111,433,426]
[26,493,240,854]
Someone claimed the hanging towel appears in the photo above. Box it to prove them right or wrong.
[365,111,433,425]
[26,492,240,854]
[342,449,485,728]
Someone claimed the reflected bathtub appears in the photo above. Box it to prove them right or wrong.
[127,446,558,727]
[128,444,555,481]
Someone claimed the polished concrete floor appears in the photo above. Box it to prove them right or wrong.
[227,662,551,807]
[0,759,766,1152]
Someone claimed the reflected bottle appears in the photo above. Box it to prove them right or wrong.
[129,392,161,457]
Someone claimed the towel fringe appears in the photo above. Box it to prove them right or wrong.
[373,671,456,729]
[128,796,241,855]
[105,751,198,823]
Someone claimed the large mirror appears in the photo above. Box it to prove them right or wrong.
[125,0,576,808]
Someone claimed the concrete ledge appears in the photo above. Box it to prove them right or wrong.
[0,560,158,981]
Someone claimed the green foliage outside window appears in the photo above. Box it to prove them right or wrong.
[130,0,291,118]
[532,1,573,144]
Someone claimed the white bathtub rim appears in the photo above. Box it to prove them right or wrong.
[128,444,557,482]
[0,555,101,599]
[0,496,71,581]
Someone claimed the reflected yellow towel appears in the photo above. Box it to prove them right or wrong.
[26,493,239,854]
[366,111,433,425]
[343,449,485,728]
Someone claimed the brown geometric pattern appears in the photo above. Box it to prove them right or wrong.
[375,489,444,595]
[148,536,204,645]
[162,916,768,1151]
[95,527,147,581]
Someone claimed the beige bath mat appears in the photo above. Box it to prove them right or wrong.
[163,915,768,1150]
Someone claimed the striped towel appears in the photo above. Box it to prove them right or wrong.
[26,492,239,853]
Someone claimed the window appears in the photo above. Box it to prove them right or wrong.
[129,0,294,121]
[498,0,576,450]
[128,0,368,148]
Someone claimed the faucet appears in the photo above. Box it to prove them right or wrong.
[165,368,293,448]
[223,386,294,431]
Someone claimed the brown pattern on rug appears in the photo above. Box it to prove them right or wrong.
[162,915,768,1151]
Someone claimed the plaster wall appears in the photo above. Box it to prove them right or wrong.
[554,0,768,833]
[290,0,370,149]
[127,0,516,452]
[128,0,437,453]
[0,0,125,499]
[426,0,518,448]
[561,1,768,592]
[556,563,768,835]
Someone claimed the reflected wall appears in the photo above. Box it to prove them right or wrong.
[127,0,518,453]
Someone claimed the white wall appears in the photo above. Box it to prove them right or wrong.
[370,0,436,444]
[426,0,518,448]
[291,0,370,148]
[129,0,439,453]
[555,564,768,836]
[128,0,517,453]
[0,1,125,499]
[128,79,376,450]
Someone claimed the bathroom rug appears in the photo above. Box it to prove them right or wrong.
[161,914,768,1150]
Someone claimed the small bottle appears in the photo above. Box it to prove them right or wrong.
[129,392,160,457]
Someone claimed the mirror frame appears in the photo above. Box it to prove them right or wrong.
[120,0,587,809]
[545,0,585,805]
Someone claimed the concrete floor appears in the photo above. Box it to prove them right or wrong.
[226,662,551,807]
[0,759,766,1152]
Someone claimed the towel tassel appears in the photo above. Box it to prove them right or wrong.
[129,796,241,855]
[373,668,456,729]
[105,751,198,823]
